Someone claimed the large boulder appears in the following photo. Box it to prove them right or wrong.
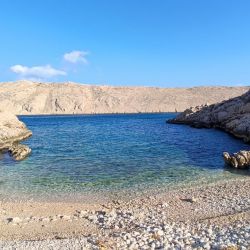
[0,111,32,160]
[223,151,250,169]
[8,144,32,161]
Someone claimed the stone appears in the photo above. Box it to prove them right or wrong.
[223,151,250,169]
[41,218,50,222]
[6,217,22,224]
[0,111,32,160]
[157,229,164,236]
[181,197,198,203]
[9,144,31,161]
[62,215,71,221]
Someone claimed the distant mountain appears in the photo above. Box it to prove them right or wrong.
[0,81,249,115]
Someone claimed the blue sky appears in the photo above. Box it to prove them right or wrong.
[0,0,250,87]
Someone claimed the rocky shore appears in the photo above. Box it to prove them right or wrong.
[0,111,32,160]
[167,89,250,141]
[1,90,249,249]
[0,179,249,249]
[168,90,250,169]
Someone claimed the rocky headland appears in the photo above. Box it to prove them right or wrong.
[168,90,250,169]
[0,80,249,115]
[0,111,32,160]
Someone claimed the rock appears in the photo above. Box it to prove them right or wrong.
[156,229,164,236]
[181,197,198,203]
[158,202,168,208]
[62,215,71,221]
[6,217,22,224]
[41,217,50,222]
[79,210,88,216]
[223,151,250,169]
[0,111,32,160]
[5,218,13,223]
[167,90,250,142]
[0,111,32,149]
[167,90,250,168]
[87,215,97,222]
[12,217,22,223]
[9,144,31,161]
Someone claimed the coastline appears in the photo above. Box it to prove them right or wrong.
[0,170,249,203]
[1,177,249,248]
[1,109,250,248]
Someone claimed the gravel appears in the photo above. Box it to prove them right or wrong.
[0,179,250,249]
[0,208,249,249]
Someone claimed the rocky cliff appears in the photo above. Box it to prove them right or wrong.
[168,90,250,142]
[0,111,32,160]
[0,81,248,115]
[167,90,250,168]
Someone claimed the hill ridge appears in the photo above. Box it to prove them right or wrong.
[0,81,249,115]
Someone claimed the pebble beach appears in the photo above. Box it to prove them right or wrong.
[0,178,249,249]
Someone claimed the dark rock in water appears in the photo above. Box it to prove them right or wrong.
[223,151,250,169]
[9,144,31,161]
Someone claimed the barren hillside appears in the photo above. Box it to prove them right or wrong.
[0,81,248,115]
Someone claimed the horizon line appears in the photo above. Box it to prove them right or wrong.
[1,80,250,89]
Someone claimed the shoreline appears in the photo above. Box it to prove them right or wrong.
[1,112,250,248]
[0,170,248,203]
[1,177,249,248]
[18,112,176,117]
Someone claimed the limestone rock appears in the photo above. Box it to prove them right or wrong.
[9,144,32,161]
[0,111,32,160]
[0,80,248,114]
[223,151,250,169]
[168,89,250,142]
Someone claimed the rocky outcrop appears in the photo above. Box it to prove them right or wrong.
[0,111,32,160]
[8,144,32,161]
[223,151,250,169]
[168,90,250,141]
[0,80,248,115]
[168,90,250,169]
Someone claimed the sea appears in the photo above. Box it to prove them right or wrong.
[0,113,249,201]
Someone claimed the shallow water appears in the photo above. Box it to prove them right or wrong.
[0,113,249,201]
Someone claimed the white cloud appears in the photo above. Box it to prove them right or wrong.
[10,64,67,79]
[63,50,89,64]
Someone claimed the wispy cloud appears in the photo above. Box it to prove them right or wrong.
[10,50,89,81]
[10,64,67,79]
[63,50,89,64]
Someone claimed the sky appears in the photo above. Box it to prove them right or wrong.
[0,0,250,87]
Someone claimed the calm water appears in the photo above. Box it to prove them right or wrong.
[0,113,249,201]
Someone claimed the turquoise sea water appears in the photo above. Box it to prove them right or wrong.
[0,113,249,201]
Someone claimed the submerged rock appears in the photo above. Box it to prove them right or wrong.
[223,151,250,169]
[0,111,32,160]
[9,144,31,161]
